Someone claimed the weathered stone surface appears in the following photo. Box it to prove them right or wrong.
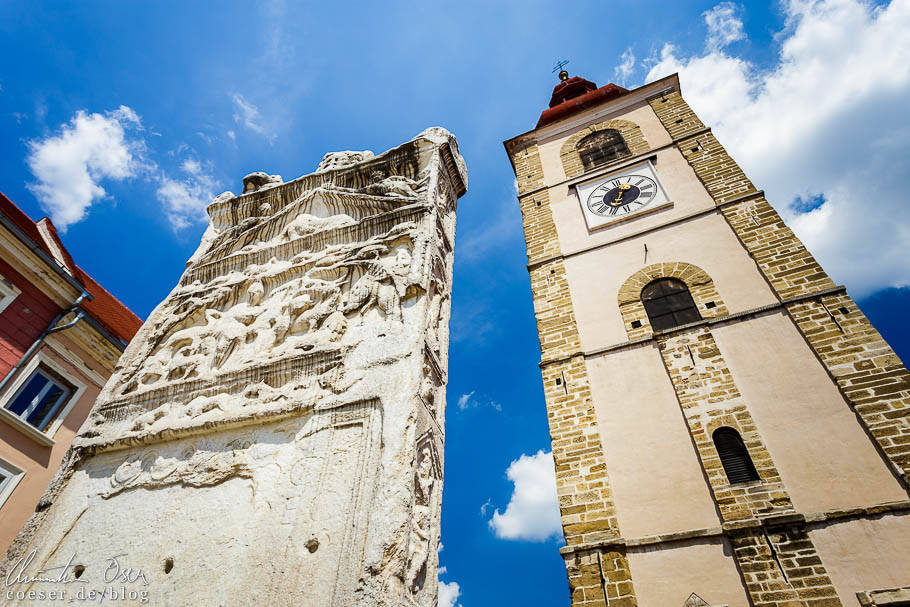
[242,171,284,193]
[2,128,467,607]
[317,150,376,173]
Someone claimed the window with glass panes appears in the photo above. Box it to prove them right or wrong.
[576,129,631,171]
[641,278,701,332]
[5,367,73,431]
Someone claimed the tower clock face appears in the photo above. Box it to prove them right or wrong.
[575,161,670,230]
[586,175,658,217]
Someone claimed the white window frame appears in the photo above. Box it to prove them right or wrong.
[0,352,86,447]
[0,457,25,509]
[0,275,21,315]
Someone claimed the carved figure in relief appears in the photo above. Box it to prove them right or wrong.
[406,446,436,594]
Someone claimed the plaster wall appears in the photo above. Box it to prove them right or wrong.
[711,311,907,512]
[586,343,720,538]
[808,514,910,604]
[564,212,778,350]
[548,145,718,255]
[626,538,751,607]
[0,335,105,552]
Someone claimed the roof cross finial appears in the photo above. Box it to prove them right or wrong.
[552,60,570,81]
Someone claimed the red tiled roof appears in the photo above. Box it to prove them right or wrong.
[0,190,142,344]
[74,266,142,343]
[537,77,630,128]
[0,192,54,258]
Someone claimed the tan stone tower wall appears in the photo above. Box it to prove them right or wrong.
[2,128,466,607]
[505,74,910,607]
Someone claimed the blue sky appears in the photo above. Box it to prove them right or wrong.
[2,1,909,605]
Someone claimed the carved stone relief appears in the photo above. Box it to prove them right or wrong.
[2,128,466,607]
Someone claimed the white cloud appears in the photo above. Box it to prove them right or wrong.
[227,130,236,141]
[489,450,561,542]
[614,48,636,85]
[231,93,274,142]
[438,579,462,607]
[156,158,218,231]
[26,106,147,230]
[455,391,501,413]
[479,498,492,517]
[646,0,910,296]
[704,2,745,50]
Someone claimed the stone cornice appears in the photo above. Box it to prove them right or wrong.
[559,498,910,556]
[540,285,848,368]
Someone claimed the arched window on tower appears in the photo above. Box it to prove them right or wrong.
[641,278,701,332]
[576,129,631,171]
[712,427,760,484]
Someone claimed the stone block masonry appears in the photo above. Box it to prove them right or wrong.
[787,293,910,486]
[509,137,638,606]
[648,89,910,490]
[2,128,467,607]
[657,326,794,521]
[656,324,843,606]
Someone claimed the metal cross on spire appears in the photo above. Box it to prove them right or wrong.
[552,59,570,80]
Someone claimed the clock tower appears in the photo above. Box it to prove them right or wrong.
[504,70,910,607]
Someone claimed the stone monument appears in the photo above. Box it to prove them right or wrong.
[2,128,466,606]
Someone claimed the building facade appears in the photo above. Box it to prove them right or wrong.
[0,192,141,553]
[504,72,910,607]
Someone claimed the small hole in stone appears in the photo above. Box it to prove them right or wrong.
[550,269,555,274]
[705,301,717,309]
[675,119,683,124]
[164,558,174,574]
[661,98,668,103]
[555,377,562,386]
[305,539,319,553]
[839,306,849,315]
[74,565,85,579]
[536,202,541,206]
[691,147,700,152]
[631,320,642,329]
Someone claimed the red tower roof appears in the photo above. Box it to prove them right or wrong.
[537,74,630,128]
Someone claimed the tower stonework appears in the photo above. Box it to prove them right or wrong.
[505,72,910,607]
[2,128,466,606]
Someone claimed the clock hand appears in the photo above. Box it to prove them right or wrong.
[611,183,632,206]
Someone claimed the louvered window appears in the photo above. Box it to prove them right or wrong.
[713,427,760,484]
[576,130,631,171]
[641,278,701,332]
